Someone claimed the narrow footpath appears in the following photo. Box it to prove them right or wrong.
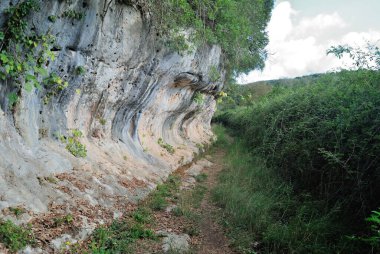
[133,148,236,254]
[196,150,235,254]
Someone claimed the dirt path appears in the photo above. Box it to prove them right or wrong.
[196,150,236,254]
[132,149,236,254]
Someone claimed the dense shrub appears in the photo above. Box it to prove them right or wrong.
[212,131,343,253]
[214,70,380,252]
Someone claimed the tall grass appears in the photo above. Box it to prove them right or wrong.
[213,127,342,253]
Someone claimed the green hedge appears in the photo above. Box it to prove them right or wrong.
[215,70,380,236]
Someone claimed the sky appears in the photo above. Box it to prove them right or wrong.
[238,0,380,83]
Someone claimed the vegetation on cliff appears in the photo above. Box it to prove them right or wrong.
[146,0,274,74]
[0,0,273,107]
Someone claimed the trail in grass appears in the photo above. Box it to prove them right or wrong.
[132,148,236,254]
[196,150,236,254]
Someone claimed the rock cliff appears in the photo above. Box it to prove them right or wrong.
[0,0,223,221]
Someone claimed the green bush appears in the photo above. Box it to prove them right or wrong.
[217,70,380,215]
[214,70,380,252]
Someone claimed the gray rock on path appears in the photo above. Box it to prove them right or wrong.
[181,159,213,189]
[162,233,191,253]
[19,246,44,254]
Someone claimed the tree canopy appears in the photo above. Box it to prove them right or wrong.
[148,0,274,75]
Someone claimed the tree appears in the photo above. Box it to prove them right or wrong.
[327,43,380,70]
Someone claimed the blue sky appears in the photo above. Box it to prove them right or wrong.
[239,0,380,83]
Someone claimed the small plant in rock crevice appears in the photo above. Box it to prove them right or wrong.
[58,129,87,158]
[147,175,181,211]
[98,117,106,126]
[75,66,86,75]
[86,173,183,253]
[89,219,156,253]
[193,91,205,105]
[132,207,152,224]
[172,206,184,217]
[48,15,57,22]
[195,173,208,183]
[158,137,175,154]
[62,9,85,20]
[9,207,26,218]
[42,72,69,104]
[196,143,204,152]
[53,214,74,227]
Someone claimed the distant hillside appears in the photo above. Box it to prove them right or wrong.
[243,73,326,88]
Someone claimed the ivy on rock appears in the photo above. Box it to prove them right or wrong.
[0,0,65,108]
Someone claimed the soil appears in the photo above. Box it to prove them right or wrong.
[134,149,236,254]
[196,150,236,254]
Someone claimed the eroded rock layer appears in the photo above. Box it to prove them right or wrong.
[0,0,223,217]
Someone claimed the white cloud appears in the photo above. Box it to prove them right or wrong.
[267,1,295,42]
[293,12,346,39]
[238,1,380,84]
[341,31,380,46]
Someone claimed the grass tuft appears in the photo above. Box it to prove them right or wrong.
[0,220,35,252]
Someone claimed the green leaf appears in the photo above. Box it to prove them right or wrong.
[34,66,48,76]
[24,82,33,92]
[0,72,6,80]
[5,65,12,74]
[34,81,42,90]
[7,92,18,108]
[0,53,9,64]
[26,74,36,82]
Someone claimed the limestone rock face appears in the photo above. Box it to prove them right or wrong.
[0,0,224,215]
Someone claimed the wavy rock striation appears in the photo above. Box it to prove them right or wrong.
[0,0,224,219]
